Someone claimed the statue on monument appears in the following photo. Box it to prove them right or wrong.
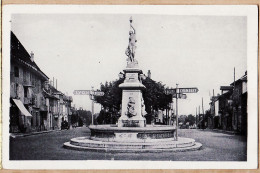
[125,97,137,118]
[125,17,138,66]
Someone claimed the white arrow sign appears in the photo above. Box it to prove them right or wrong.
[73,90,104,96]
[179,88,199,93]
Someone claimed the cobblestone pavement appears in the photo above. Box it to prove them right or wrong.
[10,127,247,161]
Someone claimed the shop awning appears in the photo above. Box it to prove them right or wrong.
[12,99,32,117]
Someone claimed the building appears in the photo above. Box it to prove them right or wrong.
[212,71,247,135]
[42,82,60,130]
[10,31,73,133]
[208,95,220,129]
[42,82,73,130]
[10,31,49,133]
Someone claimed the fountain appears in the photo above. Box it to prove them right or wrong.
[63,17,202,152]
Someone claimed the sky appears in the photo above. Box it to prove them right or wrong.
[11,13,247,115]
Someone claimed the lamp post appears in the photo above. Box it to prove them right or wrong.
[89,86,95,125]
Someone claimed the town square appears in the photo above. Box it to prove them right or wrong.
[2,5,258,170]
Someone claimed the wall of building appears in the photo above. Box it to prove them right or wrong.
[10,32,74,133]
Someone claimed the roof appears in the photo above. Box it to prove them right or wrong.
[218,91,232,99]
[210,96,219,102]
[49,85,63,95]
[42,88,59,100]
[11,31,49,80]
[230,72,247,86]
[220,86,233,90]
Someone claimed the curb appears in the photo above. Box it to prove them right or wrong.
[63,141,202,153]
[10,129,62,138]
[200,128,239,135]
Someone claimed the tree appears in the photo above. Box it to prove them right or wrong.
[77,109,92,126]
[142,77,172,123]
[178,115,187,124]
[185,114,196,126]
[94,77,172,124]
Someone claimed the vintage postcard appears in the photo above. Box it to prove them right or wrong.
[1,5,258,169]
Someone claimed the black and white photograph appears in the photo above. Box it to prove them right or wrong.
[2,5,258,169]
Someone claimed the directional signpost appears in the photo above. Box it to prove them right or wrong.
[165,86,199,140]
[179,88,199,93]
[73,88,104,125]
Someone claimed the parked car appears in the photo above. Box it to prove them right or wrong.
[61,121,69,130]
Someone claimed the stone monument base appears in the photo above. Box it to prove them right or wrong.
[118,119,146,127]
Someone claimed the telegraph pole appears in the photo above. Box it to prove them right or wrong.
[198,105,200,129]
[196,107,197,128]
[176,83,179,141]
[202,97,205,129]
[233,67,238,131]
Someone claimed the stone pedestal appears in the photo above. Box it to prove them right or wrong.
[118,67,146,127]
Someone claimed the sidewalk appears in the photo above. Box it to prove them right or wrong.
[10,129,62,138]
[201,128,240,135]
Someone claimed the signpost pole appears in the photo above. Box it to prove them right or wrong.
[91,86,94,125]
[73,89,104,126]
[176,84,179,141]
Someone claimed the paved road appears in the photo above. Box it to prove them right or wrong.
[10,127,247,161]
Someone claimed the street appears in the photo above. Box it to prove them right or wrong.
[10,127,247,161]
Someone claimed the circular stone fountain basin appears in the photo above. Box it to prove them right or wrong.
[63,125,202,152]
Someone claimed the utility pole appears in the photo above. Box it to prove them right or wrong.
[202,97,205,129]
[234,67,238,131]
[176,83,179,141]
[213,89,215,128]
[198,105,200,129]
[196,107,197,128]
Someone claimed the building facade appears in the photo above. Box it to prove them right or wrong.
[10,31,49,133]
[10,31,73,133]
[208,71,247,135]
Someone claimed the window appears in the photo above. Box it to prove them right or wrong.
[24,87,28,98]
[15,83,19,97]
[38,80,41,92]
[32,74,35,86]
[23,69,26,82]
[14,66,19,77]
[29,72,31,82]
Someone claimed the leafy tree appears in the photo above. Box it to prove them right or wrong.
[178,115,187,124]
[185,114,196,126]
[94,76,172,124]
[77,109,92,126]
[142,77,172,123]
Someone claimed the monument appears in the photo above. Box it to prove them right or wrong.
[118,17,146,128]
[63,17,202,152]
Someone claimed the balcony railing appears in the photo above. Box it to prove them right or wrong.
[24,80,33,86]
[14,77,23,84]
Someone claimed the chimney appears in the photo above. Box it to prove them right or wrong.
[30,51,34,62]
[147,70,151,79]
